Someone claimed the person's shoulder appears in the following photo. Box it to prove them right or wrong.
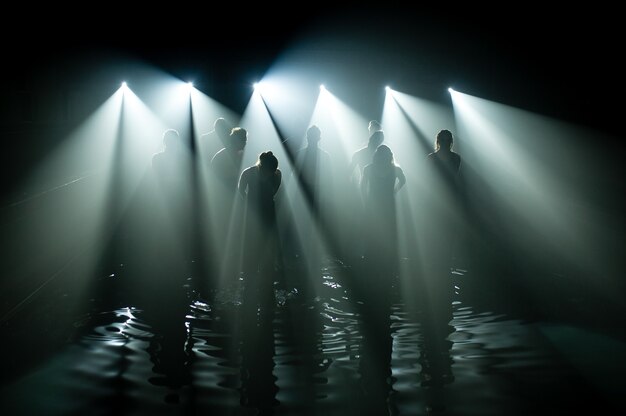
[152,151,164,163]
[353,147,368,159]
[211,148,226,161]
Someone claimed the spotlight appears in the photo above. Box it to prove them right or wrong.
[253,82,259,90]
[448,87,454,93]
[385,85,391,91]
[320,84,326,91]
[121,81,127,88]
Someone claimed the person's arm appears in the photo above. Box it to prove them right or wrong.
[360,165,370,202]
[272,169,282,195]
[348,152,358,182]
[238,168,249,199]
[395,166,406,193]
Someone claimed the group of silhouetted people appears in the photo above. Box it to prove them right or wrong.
[151,118,462,305]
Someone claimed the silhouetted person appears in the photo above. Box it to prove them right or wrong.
[149,128,193,282]
[145,131,195,402]
[211,127,248,191]
[427,129,461,186]
[293,125,332,281]
[349,123,384,184]
[295,125,332,213]
[201,117,233,162]
[361,144,406,278]
[152,129,189,190]
[210,127,248,282]
[239,151,282,310]
[425,129,462,275]
[347,124,385,263]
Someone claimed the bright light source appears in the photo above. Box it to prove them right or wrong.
[448,87,454,93]
[385,86,391,91]
[320,84,326,91]
[121,82,127,88]
[253,82,259,90]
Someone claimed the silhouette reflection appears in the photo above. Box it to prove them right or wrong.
[142,272,194,404]
[356,262,397,415]
[417,267,455,414]
[239,268,279,414]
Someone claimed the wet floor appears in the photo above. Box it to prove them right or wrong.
[1,259,624,415]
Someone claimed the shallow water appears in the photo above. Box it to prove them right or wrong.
[1,261,624,415]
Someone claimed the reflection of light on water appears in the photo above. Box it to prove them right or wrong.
[15,257,602,415]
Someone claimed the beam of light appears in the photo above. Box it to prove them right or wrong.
[451,90,621,303]
[390,89,456,150]
[2,89,125,324]
[448,87,454,93]
[381,88,438,301]
[251,74,320,147]
[320,84,326,91]
[385,85,391,92]
[202,82,286,289]
[189,87,240,164]
[275,83,343,288]
[186,81,194,93]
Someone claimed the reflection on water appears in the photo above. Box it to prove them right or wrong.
[0,262,623,415]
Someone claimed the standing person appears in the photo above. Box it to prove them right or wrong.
[201,117,233,162]
[210,127,248,283]
[294,125,332,280]
[361,144,406,277]
[238,151,282,308]
[349,122,384,184]
[211,127,247,192]
[425,129,462,274]
[345,122,385,264]
[427,129,461,184]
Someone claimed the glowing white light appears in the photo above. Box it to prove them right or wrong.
[320,84,326,91]
[385,86,391,91]
[121,82,127,88]
[448,87,454,93]
[253,82,260,90]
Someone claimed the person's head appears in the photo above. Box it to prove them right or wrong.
[229,127,248,151]
[214,118,232,143]
[368,120,382,135]
[435,129,454,152]
[373,144,394,166]
[162,129,180,150]
[368,130,385,149]
[258,151,278,173]
[306,125,321,145]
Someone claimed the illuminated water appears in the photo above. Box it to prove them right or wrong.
[1,260,624,415]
